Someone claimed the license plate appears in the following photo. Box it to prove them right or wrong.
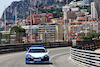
[34,59,41,61]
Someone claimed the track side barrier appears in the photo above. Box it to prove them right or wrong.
[0,41,72,54]
[71,48,100,67]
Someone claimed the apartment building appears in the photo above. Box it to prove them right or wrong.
[91,2,98,20]
[83,0,94,5]
[69,21,98,38]
[37,25,63,42]
[26,13,53,25]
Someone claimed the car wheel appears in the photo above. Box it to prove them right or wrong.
[25,61,28,64]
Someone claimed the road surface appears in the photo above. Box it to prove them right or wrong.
[0,47,79,67]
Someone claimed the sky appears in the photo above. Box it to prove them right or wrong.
[0,0,20,18]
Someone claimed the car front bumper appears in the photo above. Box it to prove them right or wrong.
[26,57,49,63]
[26,60,49,63]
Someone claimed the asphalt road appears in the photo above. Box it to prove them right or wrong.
[0,47,79,67]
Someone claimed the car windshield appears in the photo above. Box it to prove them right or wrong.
[29,49,46,53]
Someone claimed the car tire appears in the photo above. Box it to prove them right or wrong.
[25,61,28,64]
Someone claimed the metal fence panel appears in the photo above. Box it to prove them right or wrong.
[71,48,100,67]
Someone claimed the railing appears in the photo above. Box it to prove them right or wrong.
[71,48,100,67]
[0,41,72,54]
[74,40,100,50]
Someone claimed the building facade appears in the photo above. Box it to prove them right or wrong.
[63,11,77,21]
[26,13,53,25]
[66,0,73,4]
[37,25,63,42]
[69,21,98,39]
[83,0,94,5]
[91,2,98,20]
[22,25,38,42]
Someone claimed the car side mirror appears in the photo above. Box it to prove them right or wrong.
[24,51,28,53]
[26,48,28,51]
[47,51,50,53]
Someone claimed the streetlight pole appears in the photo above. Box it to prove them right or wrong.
[4,6,7,33]
[30,0,32,42]
[85,13,87,36]
[26,30,29,42]
[0,33,2,45]
[68,23,70,40]
[67,20,69,40]
[15,7,17,26]
[30,10,32,42]
[45,33,46,42]
[44,31,47,42]
[64,19,66,41]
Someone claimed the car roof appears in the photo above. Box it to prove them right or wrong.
[29,47,45,50]
[30,45,43,47]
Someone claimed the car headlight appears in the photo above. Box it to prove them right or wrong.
[41,57,44,59]
[27,55,33,58]
[44,55,48,57]
[28,55,31,58]
[31,57,33,59]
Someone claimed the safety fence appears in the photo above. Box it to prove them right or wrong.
[74,40,100,51]
[71,48,100,67]
[0,41,72,54]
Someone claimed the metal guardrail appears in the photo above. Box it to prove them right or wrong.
[71,48,100,67]
[73,40,100,50]
[0,41,72,54]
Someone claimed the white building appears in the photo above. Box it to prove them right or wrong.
[83,0,93,5]
[0,21,4,28]
[91,2,98,20]
[69,1,84,7]
[62,5,71,12]
[71,7,79,12]
[21,25,38,34]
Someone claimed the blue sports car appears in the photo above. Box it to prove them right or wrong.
[25,45,49,64]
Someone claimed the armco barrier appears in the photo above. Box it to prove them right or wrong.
[76,40,100,50]
[71,48,100,67]
[0,41,72,54]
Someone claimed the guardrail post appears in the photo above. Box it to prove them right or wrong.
[0,33,2,45]
[9,34,10,44]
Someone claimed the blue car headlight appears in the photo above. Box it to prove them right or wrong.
[44,55,49,58]
[41,55,49,59]
[44,55,48,57]
[41,57,44,59]
[26,54,33,59]
[28,55,31,57]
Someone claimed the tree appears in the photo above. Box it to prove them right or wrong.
[88,33,95,38]
[10,26,26,42]
[2,34,9,39]
[51,7,55,11]
[83,33,95,39]
[96,32,100,37]
[10,26,25,34]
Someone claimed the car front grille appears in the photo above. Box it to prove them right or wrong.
[27,58,34,61]
[41,57,49,61]
[27,57,49,61]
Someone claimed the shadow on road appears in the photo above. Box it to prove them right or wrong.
[26,62,53,65]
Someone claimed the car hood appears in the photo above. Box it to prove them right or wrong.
[27,53,48,57]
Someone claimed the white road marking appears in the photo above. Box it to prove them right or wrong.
[48,47,69,51]
[49,52,70,67]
